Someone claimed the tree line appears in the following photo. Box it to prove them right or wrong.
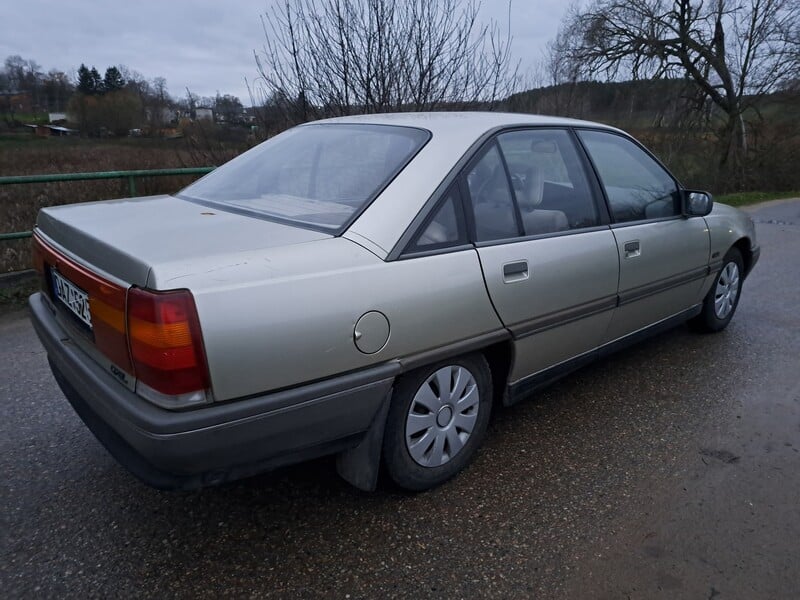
[0,56,71,118]
[251,0,798,192]
[544,0,799,188]
[2,0,798,191]
[0,55,246,137]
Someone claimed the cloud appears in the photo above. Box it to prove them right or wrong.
[1,0,571,105]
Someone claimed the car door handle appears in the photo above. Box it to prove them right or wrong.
[624,240,641,258]
[503,260,529,282]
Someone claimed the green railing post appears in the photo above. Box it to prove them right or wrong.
[0,167,214,187]
[0,232,32,241]
[0,167,215,243]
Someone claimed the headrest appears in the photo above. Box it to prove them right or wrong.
[520,165,544,209]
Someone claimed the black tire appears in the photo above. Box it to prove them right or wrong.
[690,247,744,333]
[382,353,492,491]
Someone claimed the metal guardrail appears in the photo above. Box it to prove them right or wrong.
[0,167,215,242]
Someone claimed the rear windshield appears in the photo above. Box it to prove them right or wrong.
[177,123,430,232]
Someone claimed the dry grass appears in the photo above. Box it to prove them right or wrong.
[0,135,212,272]
[2,116,798,273]
[0,275,39,313]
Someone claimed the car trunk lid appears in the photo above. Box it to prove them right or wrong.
[36,194,332,287]
[34,194,333,406]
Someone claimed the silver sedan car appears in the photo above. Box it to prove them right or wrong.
[30,112,759,491]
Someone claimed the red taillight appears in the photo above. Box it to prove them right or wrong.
[34,234,211,405]
[127,288,210,397]
[33,233,132,373]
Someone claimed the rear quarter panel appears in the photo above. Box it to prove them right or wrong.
[150,239,503,401]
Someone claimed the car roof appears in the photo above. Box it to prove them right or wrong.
[330,112,623,259]
[313,111,621,138]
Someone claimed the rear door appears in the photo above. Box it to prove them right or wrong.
[576,130,710,343]
[466,129,619,386]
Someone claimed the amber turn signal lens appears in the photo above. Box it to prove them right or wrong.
[127,287,210,396]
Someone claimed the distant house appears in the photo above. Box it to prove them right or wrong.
[145,106,178,126]
[0,90,33,114]
[48,112,67,124]
[24,123,78,137]
[243,107,259,124]
[195,107,213,121]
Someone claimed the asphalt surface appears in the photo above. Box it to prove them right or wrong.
[2,199,799,599]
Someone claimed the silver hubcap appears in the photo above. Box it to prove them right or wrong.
[405,365,479,467]
[714,261,740,319]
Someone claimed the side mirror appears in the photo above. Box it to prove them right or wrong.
[683,190,713,217]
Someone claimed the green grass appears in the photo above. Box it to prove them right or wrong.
[0,112,49,125]
[715,190,799,207]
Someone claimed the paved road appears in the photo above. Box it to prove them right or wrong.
[2,200,799,599]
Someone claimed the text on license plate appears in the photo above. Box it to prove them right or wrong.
[51,270,93,329]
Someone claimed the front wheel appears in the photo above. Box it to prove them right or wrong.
[382,354,492,491]
[690,247,744,333]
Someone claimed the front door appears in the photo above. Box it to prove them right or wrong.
[576,130,710,343]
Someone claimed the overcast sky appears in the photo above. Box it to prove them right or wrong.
[1,0,569,105]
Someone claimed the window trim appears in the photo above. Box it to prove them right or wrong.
[178,122,432,236]
[464,127,611,245]
[494,127,610,227]
[473,224,612,248]
[402,184,470,256]
[387,126,500,261]
[567,128,612,225]
[609,214,686,229]
[390,125,624,260]
[493,141,526,238]
[573,127,684,225]
[398,243,476,261]
[463,140,525,242]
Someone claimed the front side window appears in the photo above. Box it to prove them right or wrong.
[578,130,680,222]
[178,124,429,231]
[497,129,598,234]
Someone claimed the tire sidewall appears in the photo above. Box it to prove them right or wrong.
[702,247,745,331]
[382,353,492,491]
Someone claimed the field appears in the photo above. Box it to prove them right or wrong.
[1,121,797,274]
[0,133,219,272]
[714,190,799,207]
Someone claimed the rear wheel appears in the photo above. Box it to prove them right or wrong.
[383,354,492,491]
[690,247,744,332]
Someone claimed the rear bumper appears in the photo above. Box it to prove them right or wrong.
[30,292,395,490]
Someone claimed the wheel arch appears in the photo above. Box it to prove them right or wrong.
[340,339,511,491]
[481,340,514,408]
[733,237,755,278]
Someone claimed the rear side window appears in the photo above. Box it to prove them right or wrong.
[578,130,680,222]
[497,129,598,233]
[178,124,430,232]
[407,187,467,252]
[465,144,520,242]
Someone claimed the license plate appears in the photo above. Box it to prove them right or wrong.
[51,270,93,329]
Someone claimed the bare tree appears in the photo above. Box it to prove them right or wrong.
[555,0,800,172]
[2,55,45,116]
[42,69,73,113]
[252,0,518,127]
